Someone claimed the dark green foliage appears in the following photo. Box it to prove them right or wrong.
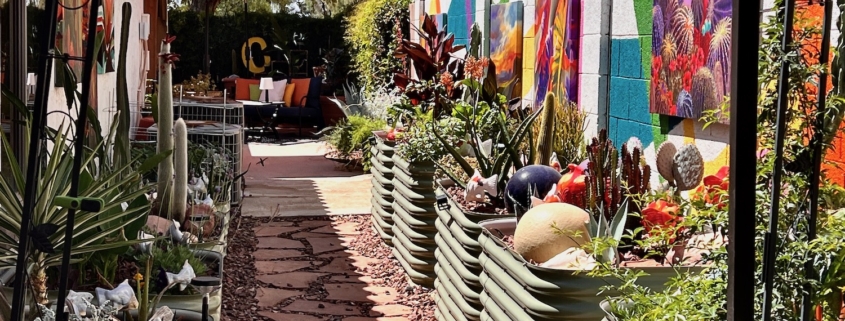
[114,3,132,178]
[138,245,208,292]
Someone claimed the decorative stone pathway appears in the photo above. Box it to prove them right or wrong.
[250,218,413,321]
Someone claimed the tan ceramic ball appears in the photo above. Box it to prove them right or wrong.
[514,203,592,263]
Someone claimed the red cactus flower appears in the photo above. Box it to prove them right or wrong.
[642,199,681,234]
[693,166,730,209]
[164,34,176,44]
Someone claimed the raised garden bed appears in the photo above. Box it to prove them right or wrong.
[370,132,397,245]
[389,154,438,288]
[478,218,703,320]
[433,181,508,321]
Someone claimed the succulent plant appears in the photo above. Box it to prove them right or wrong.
[671,5,695,55]
[173,118,188,222]
[712,61,726,102]
[653,5,665,56]
[655,141,705,192]
[535,92,556,166]
[584,129,620,218]
[676,89,694,118]
[691,67,718,117]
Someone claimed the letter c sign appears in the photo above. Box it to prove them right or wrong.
[241,37,270,74]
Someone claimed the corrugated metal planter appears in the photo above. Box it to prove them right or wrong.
[390,154,438,287]
[370,132,396,245]
[433,181,504,321]
[478,217,704,321]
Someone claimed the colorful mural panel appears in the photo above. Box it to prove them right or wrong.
[650,0,732,123]
[490,2,523,100]
[97,0,116,74]
[534,0,581,107]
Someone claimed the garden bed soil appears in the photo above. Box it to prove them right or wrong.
[445,186,507,215]
[324,151,364,170]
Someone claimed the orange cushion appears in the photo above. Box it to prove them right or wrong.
[283,83,296,106]
[289,78,311,107]
[235,78,260,100]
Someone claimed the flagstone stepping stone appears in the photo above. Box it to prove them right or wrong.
[369,305,412,317]
[311,222,360,235]
[254,249,303,260]
[257,238,304,249]
[298,220,332,228]
[317,257,379,274]
[325,284,398,304]
[327,275,374,284]
[255,288,303,307]
[291,232,338,239]
[255,261,312,275]
[259,312,324,321]
[308,238,346,254]
[254,225,304,237]
[342,317,408,321]
[282,300,360,316]
[317,250,359,259]
[257,272,329,288]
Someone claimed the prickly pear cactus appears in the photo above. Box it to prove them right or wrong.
[656,141,677,184]
[672,144,704,191]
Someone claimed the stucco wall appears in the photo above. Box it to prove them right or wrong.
[47,0,147,139]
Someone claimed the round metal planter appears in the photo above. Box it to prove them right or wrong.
[390,154,438,288]
[369,134,396,245]
[478,217,704,320]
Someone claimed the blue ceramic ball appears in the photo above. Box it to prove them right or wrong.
[505,165,562,218]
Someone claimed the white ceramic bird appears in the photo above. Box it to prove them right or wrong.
[136,231,155,254]
[169,220,184,244]
[149,306,175,321]
[550,152,562,172]
[65,290,94,317]
[95,280,139,310]
[464,170,498,203]
[166,260,197,291]
[530,184,559,208]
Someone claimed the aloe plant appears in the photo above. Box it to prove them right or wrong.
[0,88,169,316]
[586,198,630,264]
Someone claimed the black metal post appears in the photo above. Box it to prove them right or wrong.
[761,0,797,320]
[727,0,760,319]
[802,1,833,320]
[53,0,100,319]
[8,0,60,317]
[202,295,209,320]
[10,0,28,172]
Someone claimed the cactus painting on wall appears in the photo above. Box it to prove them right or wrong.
[96,0,116,74]
[534,0,581,108]
[650,0,731,123]
[490,1,524,100]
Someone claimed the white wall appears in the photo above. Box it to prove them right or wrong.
[47,0,147,138]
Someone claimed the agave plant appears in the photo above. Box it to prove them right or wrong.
[0,88,168,313]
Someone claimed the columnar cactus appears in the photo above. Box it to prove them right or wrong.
[157,36,179,216]
[621,141,651,197]
[535,92,556,165]
[173,118,188,222]
[584,129,620,218]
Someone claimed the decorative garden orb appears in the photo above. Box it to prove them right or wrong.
[514,203,592,263]
[505,165,562,218]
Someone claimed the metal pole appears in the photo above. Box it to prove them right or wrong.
[10,0,28,172]
[54,0,101,319]
[802,1,833,320]
[761,0,797,320]
[9,0,60,317]
[727,0,761,319]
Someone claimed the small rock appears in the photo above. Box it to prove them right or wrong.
[318,303,325,309]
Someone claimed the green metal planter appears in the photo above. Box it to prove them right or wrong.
[433,182,505,321]
[370,132,396,245]
[478,217,703,321]
[390,154,438,288]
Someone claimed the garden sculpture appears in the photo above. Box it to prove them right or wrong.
[95,280,140,310]
[165,260,197,291]
[464,170,498,202]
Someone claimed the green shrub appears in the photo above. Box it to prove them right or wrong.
[138,245,208,292]
[322,115,387,170]
[345,0,410,93]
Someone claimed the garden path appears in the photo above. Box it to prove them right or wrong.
[229,141,415,321]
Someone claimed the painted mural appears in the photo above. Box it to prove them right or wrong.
[97,0,116,74]
[56,0,115,85]
[650,0,732,122]
[534,0,581,107]
[489,2,523,99]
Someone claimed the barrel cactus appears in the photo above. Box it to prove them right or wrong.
[691,67,718,118]
[661,33,678,63]
[692,0,705,29]
[670,5,695,56]
[676,89,694,118]
[712,61,726,102]
[708,18,732,85]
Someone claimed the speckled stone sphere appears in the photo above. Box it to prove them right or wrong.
[514,203,592,263]
[505,165,562,218]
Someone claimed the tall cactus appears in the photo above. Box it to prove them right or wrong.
[173,118,188,222]
[535,92,556,165]
[114,3,132,174]
[157,36,178,215]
